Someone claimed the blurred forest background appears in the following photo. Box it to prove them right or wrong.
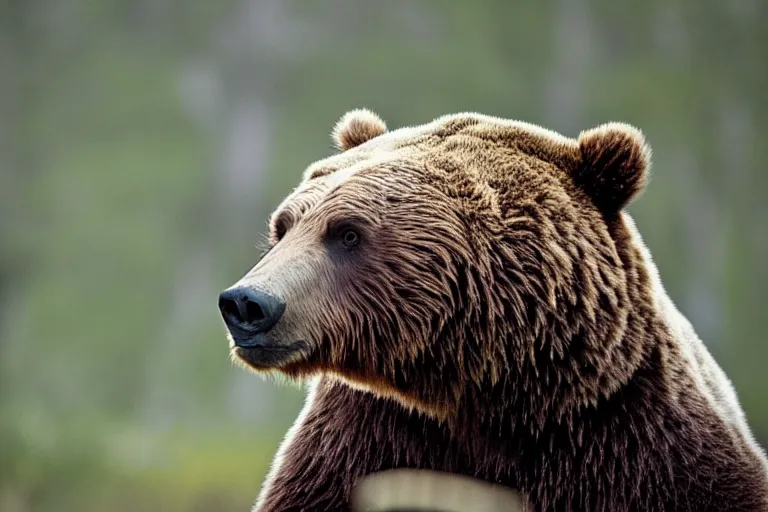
[1,1,767,511]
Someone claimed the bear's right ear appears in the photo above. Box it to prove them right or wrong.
[332,108,388,151]
[575,123,652,213]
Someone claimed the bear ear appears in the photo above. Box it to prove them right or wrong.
[332,108,388,151]
[575,122,652,213]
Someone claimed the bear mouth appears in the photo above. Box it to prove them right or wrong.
[232,338,310,370]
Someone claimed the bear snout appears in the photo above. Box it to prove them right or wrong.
[218,286,285,346]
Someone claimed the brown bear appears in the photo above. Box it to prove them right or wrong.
[218,109,768,511]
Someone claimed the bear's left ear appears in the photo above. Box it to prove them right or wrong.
[332,108,388,151]
[575,122,652,213]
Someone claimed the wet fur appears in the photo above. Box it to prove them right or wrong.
[243,113,768,511]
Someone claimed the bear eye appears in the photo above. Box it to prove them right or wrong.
[339,228,361,249]
[271,212,292,244]
[327,217,369,251]
[274,221,287,241]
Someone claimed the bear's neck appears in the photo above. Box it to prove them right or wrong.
[458,309,667,432]
[383,215,676,439]
[454,215,671,433]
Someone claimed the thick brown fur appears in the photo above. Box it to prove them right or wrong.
[222,110,768,511]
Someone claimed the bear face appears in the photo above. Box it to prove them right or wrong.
[219,109,653,421]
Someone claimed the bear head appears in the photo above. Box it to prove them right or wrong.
[219,109,652,421]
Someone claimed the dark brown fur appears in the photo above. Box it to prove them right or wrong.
[223,111,768,511]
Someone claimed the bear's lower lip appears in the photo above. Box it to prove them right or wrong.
[233,340,310,369]
[232,331,269,349]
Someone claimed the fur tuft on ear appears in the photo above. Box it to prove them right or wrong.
[332,109,388,151]
[576,122,652,213]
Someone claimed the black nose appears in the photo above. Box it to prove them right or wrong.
[218,287,285,335]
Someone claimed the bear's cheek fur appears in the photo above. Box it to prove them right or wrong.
[283,241,465,413]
